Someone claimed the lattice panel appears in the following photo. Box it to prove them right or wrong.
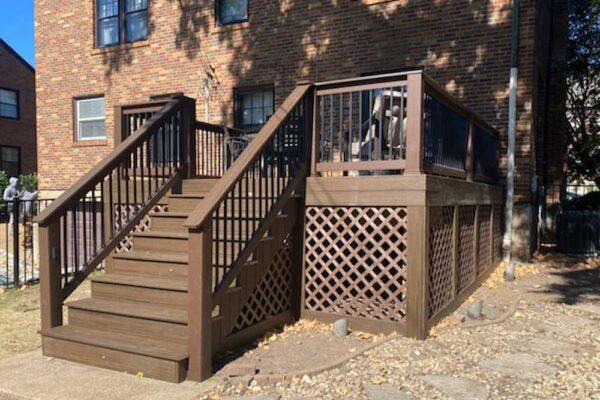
[114,204,168,253]
[457,206,476,293]
[233,237,293,332]
[492,205,503,263]
[304,207,408,322]
[478,206,492,274]
[428,206,454,318]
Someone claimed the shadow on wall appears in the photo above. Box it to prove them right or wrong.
[101,0,521,136]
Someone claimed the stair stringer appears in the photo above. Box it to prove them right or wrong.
[211,196,300,355]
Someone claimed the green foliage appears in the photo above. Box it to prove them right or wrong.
[0,171,8,199]
[19,173,38,191]
[567,0,600,187]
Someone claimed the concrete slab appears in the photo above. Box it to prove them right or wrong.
[0,351,215,400]
[521,338,597,357]
[479,353,557,380]
[567,303,600,316]
[421,375,489,400]
[363,383,416,400]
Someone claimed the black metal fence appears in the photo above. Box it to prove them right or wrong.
[543,184,600,255]
[0,198,54,288]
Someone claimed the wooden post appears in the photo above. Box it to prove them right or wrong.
[39,221,63,330]
[405,72,425,175]
[465,115,475,181]
[187,222,213,382]
[183,97,197,179]
[473,205,480,277]
[310,89,319,176]
[113,106,124,148]
[451,205,459,297]
[406,205,429,339]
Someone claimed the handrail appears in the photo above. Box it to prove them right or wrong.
[184,82,313,229]
[35,98,185,226]
[195,120,246,136]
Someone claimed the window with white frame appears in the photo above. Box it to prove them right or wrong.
[75,97,106,141]
[0,88,18,119]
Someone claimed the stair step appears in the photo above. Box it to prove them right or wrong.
[132,231,188,252]
[90,273,187,292]
[112,250,188,264]
[66,298,187,324]
[41,326,187,382]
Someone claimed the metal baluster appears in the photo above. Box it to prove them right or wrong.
[62,215,68,285]
[116,166,122,230]
[349,92,353,162]
[339,93,343,163]
[82,197,87,264]
[329,95,333,162]
[400,86,405,159]
[320,97,324,163]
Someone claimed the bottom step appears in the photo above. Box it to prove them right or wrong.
[41,326,188,383]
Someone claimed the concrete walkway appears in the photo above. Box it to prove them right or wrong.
[0,352,217,400]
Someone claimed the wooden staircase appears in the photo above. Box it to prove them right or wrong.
[40,178,300,382]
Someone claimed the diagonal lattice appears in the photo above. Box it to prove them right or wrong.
[428,206,454,318]
[233,237,294,332]
[114,204,168,253]
[478,206,492,274]
[492,205,503,263]
[304,207,408,322]
[457,206,476,293]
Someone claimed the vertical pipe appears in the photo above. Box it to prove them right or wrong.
[503,0,520,261]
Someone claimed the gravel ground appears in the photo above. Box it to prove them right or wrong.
[204,255,600,400]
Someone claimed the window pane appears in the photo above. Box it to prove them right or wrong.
[252,92,263,108]
[2,147,18,162]
[219,0,248,24]
[98,0,119,18]
[252,109,263,125]
[2,162,19,178]
[78,98,105,119]
[264,106,273,119]
[0,104,17,119]
[79,120,106,140]
[0,89,17,105]
[126,0,147,12]
[263,91,273,109]
[241,93,252,109]
[98,17,119,47]
[126,11,148,42]
[242,109,252,125]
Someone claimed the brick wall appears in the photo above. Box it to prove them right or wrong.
[0,41,36,176]
[35,0,551,201]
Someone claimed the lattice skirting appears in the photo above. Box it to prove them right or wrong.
[232,236,294,332]
[428,204,499,319]
[303,206,408,323]
[114,204,168,253]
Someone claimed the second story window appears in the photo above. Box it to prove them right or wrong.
[97,0,148,47]
[217,0,248,25]
[76,97,106,141]
[0,88,18,119]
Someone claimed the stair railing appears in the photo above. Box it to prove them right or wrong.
[35,95,197,332]
[184,82,313,381]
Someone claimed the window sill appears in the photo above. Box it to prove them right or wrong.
[73,140,108,147]
[91,40,150,56]
[214,21,250,33]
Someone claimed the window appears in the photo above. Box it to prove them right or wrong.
[97,0,148,47]
[0,88,18,119]
[0,146,20,178]
[235,86,274,132]
[75,97,106,141]
[217,0,248,25]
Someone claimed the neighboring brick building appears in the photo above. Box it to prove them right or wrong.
[0,39,36,178]
[34,0,567,259]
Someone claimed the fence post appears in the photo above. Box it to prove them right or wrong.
[406,205,429,339]
[39,220,63,330]
[12,199,19,287]
[187,221,213,382]
[405,72,425,175]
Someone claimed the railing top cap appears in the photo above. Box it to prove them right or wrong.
[315,69,423,88]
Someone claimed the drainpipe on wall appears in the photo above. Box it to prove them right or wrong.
[503,0,520,262]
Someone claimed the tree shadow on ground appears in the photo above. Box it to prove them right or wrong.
[546,259,600,305]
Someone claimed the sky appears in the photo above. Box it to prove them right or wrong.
[0,1,35,67]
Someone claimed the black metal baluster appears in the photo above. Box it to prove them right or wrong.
[349,92,353,162]
[82,197,87,265]
[329,95,333,162]
[116,166,122,230]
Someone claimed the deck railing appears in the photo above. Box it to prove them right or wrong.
[311,70,500,183]
[35,96,197,331]
[195,122,246,177]
[184,82,313,380]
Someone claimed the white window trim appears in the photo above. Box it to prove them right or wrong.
[76,97,106,141]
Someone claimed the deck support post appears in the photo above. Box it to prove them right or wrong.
[405,72,425,175]
[39,221,63,331]
[406,205,429,339]
[187,223,213,382]
[183,97,197,179]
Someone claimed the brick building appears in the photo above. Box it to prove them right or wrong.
[0,39,36,177]
[34,0,568,259]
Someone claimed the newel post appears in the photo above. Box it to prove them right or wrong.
[187,221,213,381]
[39,221,63,330]
[183,97,197,179]
[406,205,429,340]
[405,72,425,175]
